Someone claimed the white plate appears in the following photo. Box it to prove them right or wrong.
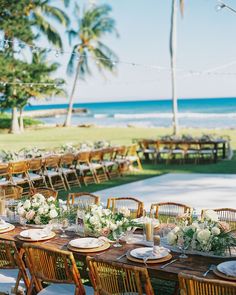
[217,261,236,277]
[20,229,51,240]
[69,238,105,249]
[0,222,10,230]
[130,247,169,260]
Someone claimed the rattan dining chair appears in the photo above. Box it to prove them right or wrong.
[201,208,236,231]
[67,192,100,209]
[60,153,81,190]
[9,161,32,195]
[150,202,192,223]
[0,163,11,186]
[27,158,48,188]
[89,150,108,183]
[30,187,58,200]
[76,151,97,185]
[87,256,154,295]
[0,240,30,294]
[107,197,144,218]
[0,184,23,200]
[23,244,93,295]
[178,272,236,295]
[43,155,67,191]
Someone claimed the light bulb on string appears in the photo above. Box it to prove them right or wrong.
[55,50,59,57]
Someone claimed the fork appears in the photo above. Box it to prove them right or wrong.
[203,264,215,277]
[116,251,128,261]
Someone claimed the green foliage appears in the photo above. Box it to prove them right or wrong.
[0,113,41,129]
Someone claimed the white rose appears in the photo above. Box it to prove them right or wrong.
[103,209,111,216]
[211,227,220,236]
[47,197,55,202]
[18,207,25,217]
[50,204,56,209]
[38,207,44,215]
[23,200,31,210]
[197,229,211,243]
[173,226,180,234]
[32,202,39,208]
[167,232,177,245]
[118,207,130,218]
[109,222,118,231]
[43,204,49,214]
[32,193,45,203]
[34,216,41,225]
[90,216,99,225]
[49,209,58,219]
[203,210,219,222]
[25,210,35,220]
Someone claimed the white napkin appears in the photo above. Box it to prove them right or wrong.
[26,229,50,241]
[125,234,153,246]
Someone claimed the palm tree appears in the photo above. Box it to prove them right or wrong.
[64,4,118,127]
[170,0,184,135]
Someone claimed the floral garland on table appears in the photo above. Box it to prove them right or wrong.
[167,210,236,256]
[17,194,62,225]
[83,205,137,240]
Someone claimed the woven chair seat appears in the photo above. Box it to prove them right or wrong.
[78,164,91,171]
[38,283,93,295]
[44,171,60,177]
[60,167,74,174]
[90,163,103,169]
[199,149,216,154]
[159,148,172,153]
[11,176,29,183]
[116,158,128,164]
[143,148,156,154]
[186,149,199,154]
[0,269,27,294]
[0,178,11,185]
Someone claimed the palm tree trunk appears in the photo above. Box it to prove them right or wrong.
[10,107,20,134]
[64,61,81,127]
[19,108,24,132]
[170,0,179,135]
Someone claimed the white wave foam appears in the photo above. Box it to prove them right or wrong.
[113,112,236,119]
[94,114,110,118]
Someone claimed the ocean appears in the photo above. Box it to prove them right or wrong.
[26,98,236,129]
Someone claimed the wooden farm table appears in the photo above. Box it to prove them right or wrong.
[1,225,236,284]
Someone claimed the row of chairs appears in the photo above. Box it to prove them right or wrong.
[0,145,142,195]
[0,240,235,295]
[137,139,220,164]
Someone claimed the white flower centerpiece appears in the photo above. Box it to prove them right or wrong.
[17,194,60,226]
[83,204,137,240]
[166,209,236,257]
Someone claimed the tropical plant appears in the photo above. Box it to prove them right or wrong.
[64,4,118,127]
[170,0,184,135]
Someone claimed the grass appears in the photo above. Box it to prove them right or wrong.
[0,113,41,129]
[0,125,236,150]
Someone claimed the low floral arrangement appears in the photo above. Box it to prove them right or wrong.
[17,194,60,225]
[167,209,236,256]
[83,204,137,240]
[58,143,77,154]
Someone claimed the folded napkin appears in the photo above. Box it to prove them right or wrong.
[219,262,236,277]
[125,234,154,247]
[25,229,50,241]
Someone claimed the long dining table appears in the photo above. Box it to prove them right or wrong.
[1,224,236,288]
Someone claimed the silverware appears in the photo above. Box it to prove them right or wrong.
[160,259,178,269]
[203,264,216,277]
[116,252,128,261]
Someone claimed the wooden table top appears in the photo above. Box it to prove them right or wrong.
[1,225,236,282]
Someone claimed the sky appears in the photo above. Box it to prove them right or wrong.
[36,0,236,104]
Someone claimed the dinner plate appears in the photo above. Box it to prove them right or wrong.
[130,247,169,260]
[19,229,55,241]
[0,222,10,230]
[69,238,105,249]
[217,261,236,278]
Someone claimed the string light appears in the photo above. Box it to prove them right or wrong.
[0,81,59,87]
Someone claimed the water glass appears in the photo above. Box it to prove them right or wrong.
[19,216,27,229]
[60,218,69,238]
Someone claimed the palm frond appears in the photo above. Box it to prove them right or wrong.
[67,29,78,45]
[40,4,70,26]
[67,44,79,75]
[32,12,62,48]
[91,47,115,72]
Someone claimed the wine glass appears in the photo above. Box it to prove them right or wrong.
[178,239,189,259]
[19,216,27,229]
[60,218,69,238]
[113,230,123,248]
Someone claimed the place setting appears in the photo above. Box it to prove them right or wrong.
[213,261,236,281]
[67,237,110,253]
[0,218,15,233]
[17,226,56,242]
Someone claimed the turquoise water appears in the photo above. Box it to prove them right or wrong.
[27,98,236,129]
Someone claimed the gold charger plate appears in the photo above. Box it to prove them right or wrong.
[127,250,172,264]
[67,242,110,253]
[0,224,15,234]
[213,269,236,281]
[17,231,56,242]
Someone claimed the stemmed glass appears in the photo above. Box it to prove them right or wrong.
[113,229,123,248]
[59,218,69,238]
[19,216,27,229]
[178,239,189,259]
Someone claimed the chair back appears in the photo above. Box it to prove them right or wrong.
[30,187,58,200]
[10,161,29,175]
[114,146,127,158]
[90,150,103,162]
[44,156,60,169]
[107,197,144,218]
[87,256,154,295]
[178,272,236,295]
[76,151,91,164]
[60,153,76,167]
[0,184,23,200]
[67,192,100,208]
[102,148,115,161]
[126,144,138,156]
[151,202,192,222]
[28,158,43,172]
[24,244,85,294]
[201,208,236,231]
[0,163,10,178]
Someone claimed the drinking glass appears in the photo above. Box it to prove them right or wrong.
[60,218,69,238]
[19,216,27,229]
[178,239,189,259]
[113,230,123,248]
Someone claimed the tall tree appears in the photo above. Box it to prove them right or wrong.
[170,0,184,135]
[64,4,118,127]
